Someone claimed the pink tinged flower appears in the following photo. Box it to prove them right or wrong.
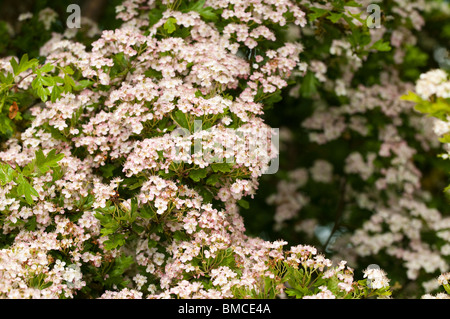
[52,120,68,131]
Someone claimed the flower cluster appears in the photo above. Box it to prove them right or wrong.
[421,272,450,299]
[0,231,86,298]
[415,69,450,100]
[363,267,390,290]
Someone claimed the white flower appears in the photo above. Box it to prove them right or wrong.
[303,286,336,299]
[363,268,390,289]
[335,79,347,96]
[438,273,450,286]
[18,12,33,21]
[153,252,165,266]
[133,274,147,289]
[433,118,450,136]
[415,69,449,99]
[38,8,58,30]
[310,160,333,183]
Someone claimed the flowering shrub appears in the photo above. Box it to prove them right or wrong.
[0,0,449,300]
[242,0,450,298]
[405,68,450,298]
[0,0,392,299]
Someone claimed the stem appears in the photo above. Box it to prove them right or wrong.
[9,71,34,92]
[307,271,320,289]
[323,178,347,250]
[0,94,6,114]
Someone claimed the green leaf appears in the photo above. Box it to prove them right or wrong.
[101,226,119,236]
[40,281,53,290]
[130,197,138,214]
[211,163,232,173]
[370,39,391,52]
[344,1,362,7]
[326,275,340,294]
[263,90,283,107]
[132,223,145,234]
[152,223,164,234]
[164,17,177,34]
[148,8,164,27]
[51,165,64,182]
[100,164,116,178]
[35,149,65,175]
[21,160,36,176]
[237,199,249,209]
[21,54,38,72]
[25,215,37,231]
[50,85,64,102]
[15,173,39,205]
[104,233,126,250]
[148,239,158,249]
[173,230,188,241]
[129,181,144,190]
[185,0,218,21]
[197,186,213,203]
[79,194,95,210]
[308,7,328,21]
[42,123,68,142]
[40,76,55,87]
[189,168,208,182]
[102,253,133,289]
[10,54,38,76]
[139,206,156,219]
[0,163,15,185]
[197,7,217,21]
[63,74,75,91]
[443,284,450,295]
[400,91,422,103]
[300,71,318,98]
[70,106,84,127]
[0,72,13,86]
[285,288,307,299]
[94,212,111,225]
[110,255,134,277]
[0,116,14,135]
[172,110,190,130]
[144,68,162,80]
[63,65,74,75]
[413,98,450,118]
[188,0,206,12]
[206,173,220,186]
[39,63,55,74]
[110,52,128,79]
[10,57,19,75]
[73,80,94,91]
[327,13,343,23]
[403,46,428,68]
[195,89,204,98]
[35,85,50,102]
